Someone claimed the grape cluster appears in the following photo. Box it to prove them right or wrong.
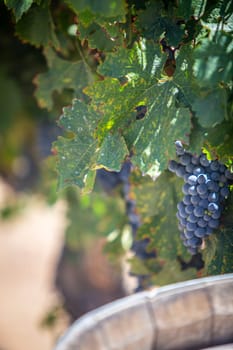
[168,141,232,255]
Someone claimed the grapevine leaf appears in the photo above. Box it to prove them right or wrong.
[151,261,197,286]
[16,2,59,48]
[136,1,185,46]
[4,0,33,21]
[164,20,185,47]
[90,41,192,174]
[96,134,129,171]
[135,2,166,41]
[64,0,126,21]
[34,48,90,110]
[54,99,101,190]
[203,194,233,274]
[132,171,189,261]
[193,88,227,128]
[176,0,217,20]
[98,41,164,80]
[78,21,123,51]
[125,81,191,173]
[193,32,233,87]
[84,77,145,140]
[189,119,233,162]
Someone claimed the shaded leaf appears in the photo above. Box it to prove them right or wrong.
[203,194,233,274]
[151,260,197,286]
[97,133,129,171]
[34,48,90,110]
[78,21,123,51]
[193,32,233,87]
[65,0,126,21]
[16,2,59,48]
[4,0,33,21]
[193,88,227,128]
[133,171,188,261]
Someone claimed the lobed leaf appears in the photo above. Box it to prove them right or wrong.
[193,88,227,128]
[133,171,188,261]
[64,0,126,21]
[16,2,59,48]
[193,32,233,87]
[4,0,33,21]
[54,99,100,190]
[34,48,90,110]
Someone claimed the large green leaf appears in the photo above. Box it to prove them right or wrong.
[62,40,191,185]
[78,21,123,51]
[133,171,188,261]
[16,2,59,48]
[193,32,233,87]
[4,0,33,21]
[203,193,233,274]
[136,1,185,46]
[34,48,90,110]
[98,41,164,80]
[54,99,100,189]
[96,133,129,171]
[65,0,126,21]
[124,81,191,173]
[193,88,227,128]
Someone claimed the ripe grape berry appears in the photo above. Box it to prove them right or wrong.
[168,141,232,255]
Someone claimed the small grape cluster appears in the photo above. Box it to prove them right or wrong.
[168,141,232,255]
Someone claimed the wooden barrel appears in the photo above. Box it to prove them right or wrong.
[54,274,233,350]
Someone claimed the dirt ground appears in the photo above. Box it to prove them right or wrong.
[0,181,68,350]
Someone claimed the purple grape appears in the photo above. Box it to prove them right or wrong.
[190,195,200,205]
[187,175,197,185]
[208,202,219,212]
[197,174,208,184]
[197,218,207,228]
[182,183,191,195]
[169,143,231,255]
[183,195,191,205]
[220,186,230,198]
[225,169,233,180]
[195,227,206,238]
[208,192,219,202]
[187,222,198,231]
[191,156,200,165]
[193,206,204,217]
[180,154,191,166]
[193,167,204,176]
[185,204,194,214]
[210,160,220,171]
[211,172,220,181]
[176,166,186,178]
[197,183,208,195]
[184,230,194,239]
[188,214,198,223]
[199,199,208,208]
[168,160,179,172]
[185,163,195,173]
[188,185,197,195]
[208,219,219,229]
[199,154,210,167]
[188,236,202,247]
[211,210,221,219]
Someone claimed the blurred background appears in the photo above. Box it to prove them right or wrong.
[0,4,130,349]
